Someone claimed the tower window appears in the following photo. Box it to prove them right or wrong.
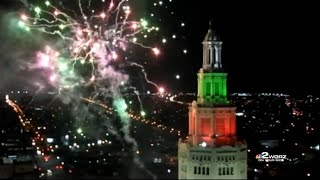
[206,82,211,96]
[227,167,229,175]
[218,167,222,175]
[226,156,228,162]
[198,167,201,174]
[208,156,211,161]
[223,167,226,175]
[217,156,220,161]
[231,167,234,175]
[202,167,205,175]
[214,82,219,96]
[194,166,197,174]
[206,167,209,175]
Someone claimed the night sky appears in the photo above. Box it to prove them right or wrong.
[1,1,320,95]
[147,2,320,94]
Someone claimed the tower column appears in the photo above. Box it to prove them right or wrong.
[209,43,214,66]
[203,46,207,67]
[214,42,222,69]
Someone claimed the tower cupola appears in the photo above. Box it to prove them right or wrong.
[202,21,223,72]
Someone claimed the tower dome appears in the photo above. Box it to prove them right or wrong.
[202,21,222,71]
[203,21,219,42]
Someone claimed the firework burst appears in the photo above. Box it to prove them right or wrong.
[17,0,162,178]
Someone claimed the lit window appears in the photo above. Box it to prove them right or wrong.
[214,82,219,96]
[206,82,211,96]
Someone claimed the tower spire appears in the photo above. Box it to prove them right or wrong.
[202,21,222,72]
[209,20,213,30]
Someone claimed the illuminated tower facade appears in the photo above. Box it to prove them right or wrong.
[178,22,247,179]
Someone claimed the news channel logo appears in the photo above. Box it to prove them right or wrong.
[256,152,287,162]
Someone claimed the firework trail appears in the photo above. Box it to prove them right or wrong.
[17,0,161,178]
[20,0,29,7]
[130,62,159,89]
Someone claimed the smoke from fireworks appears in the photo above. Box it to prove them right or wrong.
[16,0,162,178]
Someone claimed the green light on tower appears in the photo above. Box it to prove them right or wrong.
[45,1,50,6]
[141,111,146,117]
[197,72,228,105]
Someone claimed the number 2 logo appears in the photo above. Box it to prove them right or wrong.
[261,152,269,158]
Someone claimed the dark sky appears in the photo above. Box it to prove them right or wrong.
[147,2,320,95]
[0,1,320,95]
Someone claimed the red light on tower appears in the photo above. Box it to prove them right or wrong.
[200,118,211,136]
